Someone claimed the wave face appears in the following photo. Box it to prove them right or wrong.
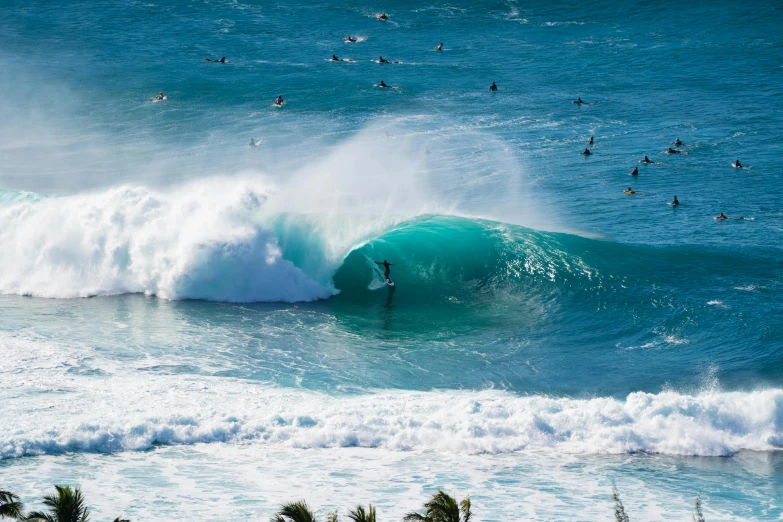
[3,182,779,308]
[0,182,335,302]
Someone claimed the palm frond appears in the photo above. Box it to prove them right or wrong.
[425,491,460,522]
[459,497,471,522]
[325,512,338,522]
[347,505,375,522]
[612,485,630,522]
[693,493,705,522]
[34,486,90,522]
[271,501,317,522]
[24,512,56,522]
[112,518,131,522]
[0,490,24,520]
[402,513,430,522]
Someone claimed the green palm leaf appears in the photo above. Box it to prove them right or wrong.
[272,501,317,522]
[347,504,376,522]
[405,491,471,522]
[0,490,25,520]
[459,497,471,522]
[24,513,56,522]
[612,485,630,522]
[26,486,90,522]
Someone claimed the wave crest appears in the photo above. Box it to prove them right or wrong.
[2,382,780,459]
[0,182,334,302]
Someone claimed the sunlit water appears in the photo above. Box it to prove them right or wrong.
[1,1,782,520]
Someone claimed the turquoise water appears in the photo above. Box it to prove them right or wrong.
[1,1,782,520]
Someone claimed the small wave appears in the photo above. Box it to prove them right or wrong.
[2,378,780,459]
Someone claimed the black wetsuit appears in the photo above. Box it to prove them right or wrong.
[376,261,394,279]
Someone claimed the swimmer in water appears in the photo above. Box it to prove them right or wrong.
[625,187,635,194]
[436,43,443,51]
[582,148,591,155]
[345,36,357,43]
[671,195,679,206]
[332,55,341,61]
[377,13,388,21]
[205,57,227,63]
[379,56,390,63]
[249,138,257,147]
[274,95,284,106]
[668,147,682,154]
[573,97,584,104]
[489,82,497,92]
[734,159,743,168]
[641,155,652,163]
[155,91,164,100]
[716,212,727,220]
[673,138,682,146]
[631,167,639,176]
[589,136,594,146]
[378,80,390,88]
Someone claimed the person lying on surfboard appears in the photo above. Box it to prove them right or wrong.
[375,260,395,281]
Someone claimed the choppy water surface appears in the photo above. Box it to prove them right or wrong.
[1,1,782,520]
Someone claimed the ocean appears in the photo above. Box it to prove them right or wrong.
[1,0,782,520]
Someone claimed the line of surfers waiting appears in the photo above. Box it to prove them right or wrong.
[151,12,745,222]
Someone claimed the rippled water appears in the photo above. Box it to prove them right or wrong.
[1,1,782,520]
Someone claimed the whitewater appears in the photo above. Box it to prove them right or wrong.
[2,0,783,520]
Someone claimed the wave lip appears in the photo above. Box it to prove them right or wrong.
[2,386,780,459]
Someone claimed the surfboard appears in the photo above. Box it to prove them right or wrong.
[152,96,167,102]
[385,278,395,287]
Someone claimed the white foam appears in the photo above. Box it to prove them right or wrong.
[0,180,336,302]
[1,334,780,460]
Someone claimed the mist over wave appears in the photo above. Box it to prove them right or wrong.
[0,126,550,302]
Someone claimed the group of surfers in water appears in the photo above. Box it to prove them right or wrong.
[157,12,745,232]
[586,135,740,218]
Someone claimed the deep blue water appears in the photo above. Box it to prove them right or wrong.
[1,1,782,520]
